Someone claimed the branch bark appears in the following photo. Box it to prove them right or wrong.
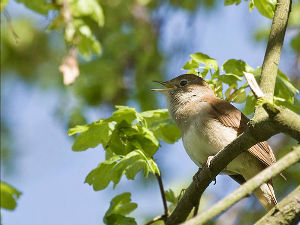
[259,0,292,100]
[255,186,300,225]
[254,0,292,122]
[263,103,300,141]
[181,146,300,225]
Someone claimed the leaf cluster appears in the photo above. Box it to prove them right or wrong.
[48,0,104,58]
[225,0,276,19]
[183,52,299,115]
[68,106,180,223]
[68,106,181,191]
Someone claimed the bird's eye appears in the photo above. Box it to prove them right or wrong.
[180,80,188,86]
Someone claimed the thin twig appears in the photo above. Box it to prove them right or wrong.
[155,173,169,221]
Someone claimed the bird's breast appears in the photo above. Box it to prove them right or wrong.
[182,117,238,168]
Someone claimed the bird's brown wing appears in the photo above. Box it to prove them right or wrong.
[203,97,276,167]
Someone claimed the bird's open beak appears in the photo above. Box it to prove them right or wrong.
[151,81,173,93]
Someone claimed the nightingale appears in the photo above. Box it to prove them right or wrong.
[153,74,277,211]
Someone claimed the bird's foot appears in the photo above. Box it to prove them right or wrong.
[206,155,214,168]
[206,156,217,185]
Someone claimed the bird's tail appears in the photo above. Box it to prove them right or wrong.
[253,181,277,211]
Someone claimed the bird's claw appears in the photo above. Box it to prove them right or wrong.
[206,156,217,185]
[206,155,214,168]
[193,156,217,187]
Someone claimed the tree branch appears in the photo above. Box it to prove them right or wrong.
[263,103,300,141]
[181,146,300,225]
[259,0,292,100]
[254,186,300,225]
[254,0,292,122]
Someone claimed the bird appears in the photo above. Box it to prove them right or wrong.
[153,73,277,211]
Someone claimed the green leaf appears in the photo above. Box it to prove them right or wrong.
[225,83,237,101]
[108,121,136,155]
[69,0,104,26]
[77,23,101,57]
[0,182,21,210]
[77,30,102,57]
[108,121,159,157]
[85,150,160,190]
[243,92,257,115]
[140,109,170,126]
[141,109,181,144]
[1,0,9,12]
[110,106,140,124]
[230,88,247,103]
[15,0,54,15]
[207,79,223,98]
[289,1,300,27]
[190,52,219,73]
[70,106,162,155]
[104,193,137,225]
[65,19,102,58]
[104,214,137,225]
[249,0,255,11]
[224,0,241,5]
[72,120,114,151]
[112,150,152,182]
[84,157,118,191]
[135,126,159,156]
[276,70,299,97]
[68,124,90,136]
[217,73,243,85]
[222,59,252,76]
[182,59,200,70]
[149,119,181,144]
[253,0,276,19]
[165,189,177,204]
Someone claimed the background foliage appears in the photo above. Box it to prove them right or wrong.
[1,0,300,224]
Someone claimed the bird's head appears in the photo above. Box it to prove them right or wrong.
[152,74,214,104]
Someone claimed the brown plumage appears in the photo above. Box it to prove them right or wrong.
[153,74,278,210]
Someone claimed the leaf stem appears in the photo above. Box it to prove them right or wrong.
[155,173,169,222]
